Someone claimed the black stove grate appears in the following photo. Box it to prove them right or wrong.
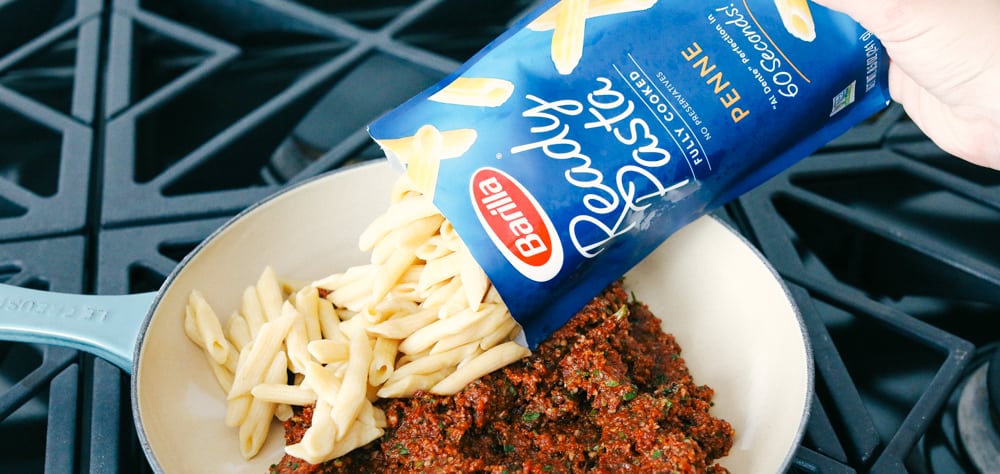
[732,104,1000,472]
[2,1,999,473]
[0,0,99,240]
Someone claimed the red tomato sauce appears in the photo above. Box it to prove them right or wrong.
[271,281,734,473]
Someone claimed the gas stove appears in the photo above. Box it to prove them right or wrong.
[734,105,1000,473]
[1,1,998,472]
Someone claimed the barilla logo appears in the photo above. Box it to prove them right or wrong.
[471,167,563,282]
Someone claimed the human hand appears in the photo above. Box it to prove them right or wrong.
[812,0,1000,169]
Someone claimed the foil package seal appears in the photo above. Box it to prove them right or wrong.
[368,0,891,347]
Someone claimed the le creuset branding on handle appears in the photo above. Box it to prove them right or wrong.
[0,285,152,371]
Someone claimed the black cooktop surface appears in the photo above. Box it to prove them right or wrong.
[2,1,999,472]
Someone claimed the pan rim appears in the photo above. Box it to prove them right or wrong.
[712,217,814,471]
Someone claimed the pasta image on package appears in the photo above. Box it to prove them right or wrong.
[369,0,891,347]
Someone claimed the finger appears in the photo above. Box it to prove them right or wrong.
[891,64,1000,170]
[809,0,912,35]
[812,0,998,48]
[813,0,906,32]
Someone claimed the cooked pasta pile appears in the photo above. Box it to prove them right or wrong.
[182,176,528,464]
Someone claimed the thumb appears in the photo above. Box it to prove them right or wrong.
[813,0,1000,169]
[808,0,896,29]
[811,0,1000,101]
[810,0,950,43]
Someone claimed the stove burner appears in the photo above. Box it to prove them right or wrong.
[923,344,1000,473]
[958,351,1000,474]
[989,349,1000,430]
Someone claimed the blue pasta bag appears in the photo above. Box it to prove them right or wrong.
[368,0,890,347]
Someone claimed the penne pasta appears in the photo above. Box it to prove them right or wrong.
[284,400,336,463]
[373,298,420,321]
[226,312,252,353]
[226,394,252,429]
[282,301,312,374]
[415,235,452,261]
[366,308,439,340]
[357,196,440,252]
[387,281,422,303]
[369,336,399,386]
[389,174,421,203]
[184,299,237,392]
[274,403,294,422]
[479,317,521,351]
[210,354,237,393]
[317,297,346,344]
[240,286,267,337]
[189,290,230,365]
[437,276,474,318]
[417,251,461,292]
[484,284,504,304]
[251,383,318,406]
[183,305,201,349]
[430,341,531,395]
[397,306,488,355]
[371,215,443,265]
[326,273,378,312]
[225,349,253,428]
[438,220,463,252]
[294,286,323,342]
[238,351,287,459]
[228,313,296,400]
[329,413,384,459]
[388,342,480,384]
[302,361,343,409]
[371,246,417,302]
[431,304,510,354]
[377,369,452,398]
[307,339,350,364]
[419,276,463,311]
[255,266,285,322]
[331,317,373,440]
[185,174,534,464]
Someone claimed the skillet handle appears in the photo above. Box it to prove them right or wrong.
[0,284,154,373]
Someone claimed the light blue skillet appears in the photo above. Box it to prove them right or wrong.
[0,160,811,473]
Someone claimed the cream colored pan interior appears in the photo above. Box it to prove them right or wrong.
[134,159,812,473]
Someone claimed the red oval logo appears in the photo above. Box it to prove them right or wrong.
[471,168,563,282]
